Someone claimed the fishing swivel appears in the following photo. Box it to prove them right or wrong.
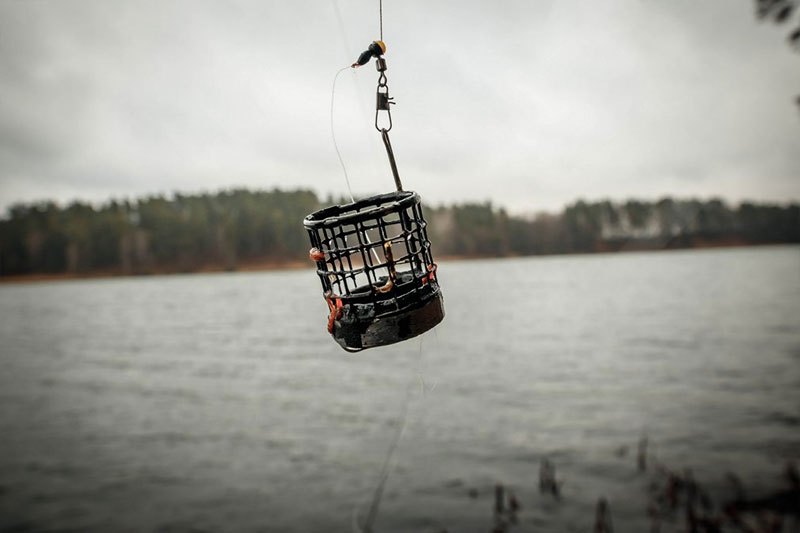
[351,41,395,132]
[352,40,401,190]
[374,56,394,132]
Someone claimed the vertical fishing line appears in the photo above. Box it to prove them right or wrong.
[331,0,354,62]
[360,387,410,533]
[417,333,436,395]
[330,66,383,266]
[331,66,385,266]
[353,335,434,533]
[331,66,357,204]
[335,3,437,530]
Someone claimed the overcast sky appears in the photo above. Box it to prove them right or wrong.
[0,0,798,214]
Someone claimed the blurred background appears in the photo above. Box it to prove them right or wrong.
[0,1,798,531]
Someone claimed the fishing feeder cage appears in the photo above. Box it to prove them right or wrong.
[304,39,444,351]
[304,191,444,351]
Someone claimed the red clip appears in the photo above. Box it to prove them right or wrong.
[309,247,325,262]
[421,263,437,285]
[324,291,343,333]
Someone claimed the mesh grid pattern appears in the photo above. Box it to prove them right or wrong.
[304,191,438,311]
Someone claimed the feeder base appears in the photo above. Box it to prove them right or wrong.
[332,287,444,351]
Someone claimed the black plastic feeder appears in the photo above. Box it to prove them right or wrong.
[304,190,444,352]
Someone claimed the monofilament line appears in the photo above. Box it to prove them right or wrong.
[331,66,356,204]
[330,66,382,265]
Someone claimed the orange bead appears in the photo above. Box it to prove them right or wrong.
[309,247,325,261]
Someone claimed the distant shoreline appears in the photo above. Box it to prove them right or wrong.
[1,242,793,285]
[0,258,311,284]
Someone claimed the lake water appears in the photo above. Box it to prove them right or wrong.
[1,246,798,532]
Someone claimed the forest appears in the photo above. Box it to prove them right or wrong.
[0,188,797,276]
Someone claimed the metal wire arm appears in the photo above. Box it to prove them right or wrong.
[374,57,403,191]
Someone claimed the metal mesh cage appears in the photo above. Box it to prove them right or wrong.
[303,190,444,351]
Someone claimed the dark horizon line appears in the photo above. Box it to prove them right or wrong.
[3,185,799,219]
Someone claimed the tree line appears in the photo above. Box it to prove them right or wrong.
[0,189,797,276]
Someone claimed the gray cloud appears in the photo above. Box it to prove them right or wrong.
[0,0,798,214]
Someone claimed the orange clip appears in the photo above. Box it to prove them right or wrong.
[309,247,325,262]
[421,263,438,285]
[324,291,343,333]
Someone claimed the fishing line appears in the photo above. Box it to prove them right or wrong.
[360,385,410,532]
[351,390,411,533]
[330,66,384,266]
[352,335,435,533]
[417,331,436,395]
[331,66,357,203]
[331,0,354,62]
[332,2,437,529]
